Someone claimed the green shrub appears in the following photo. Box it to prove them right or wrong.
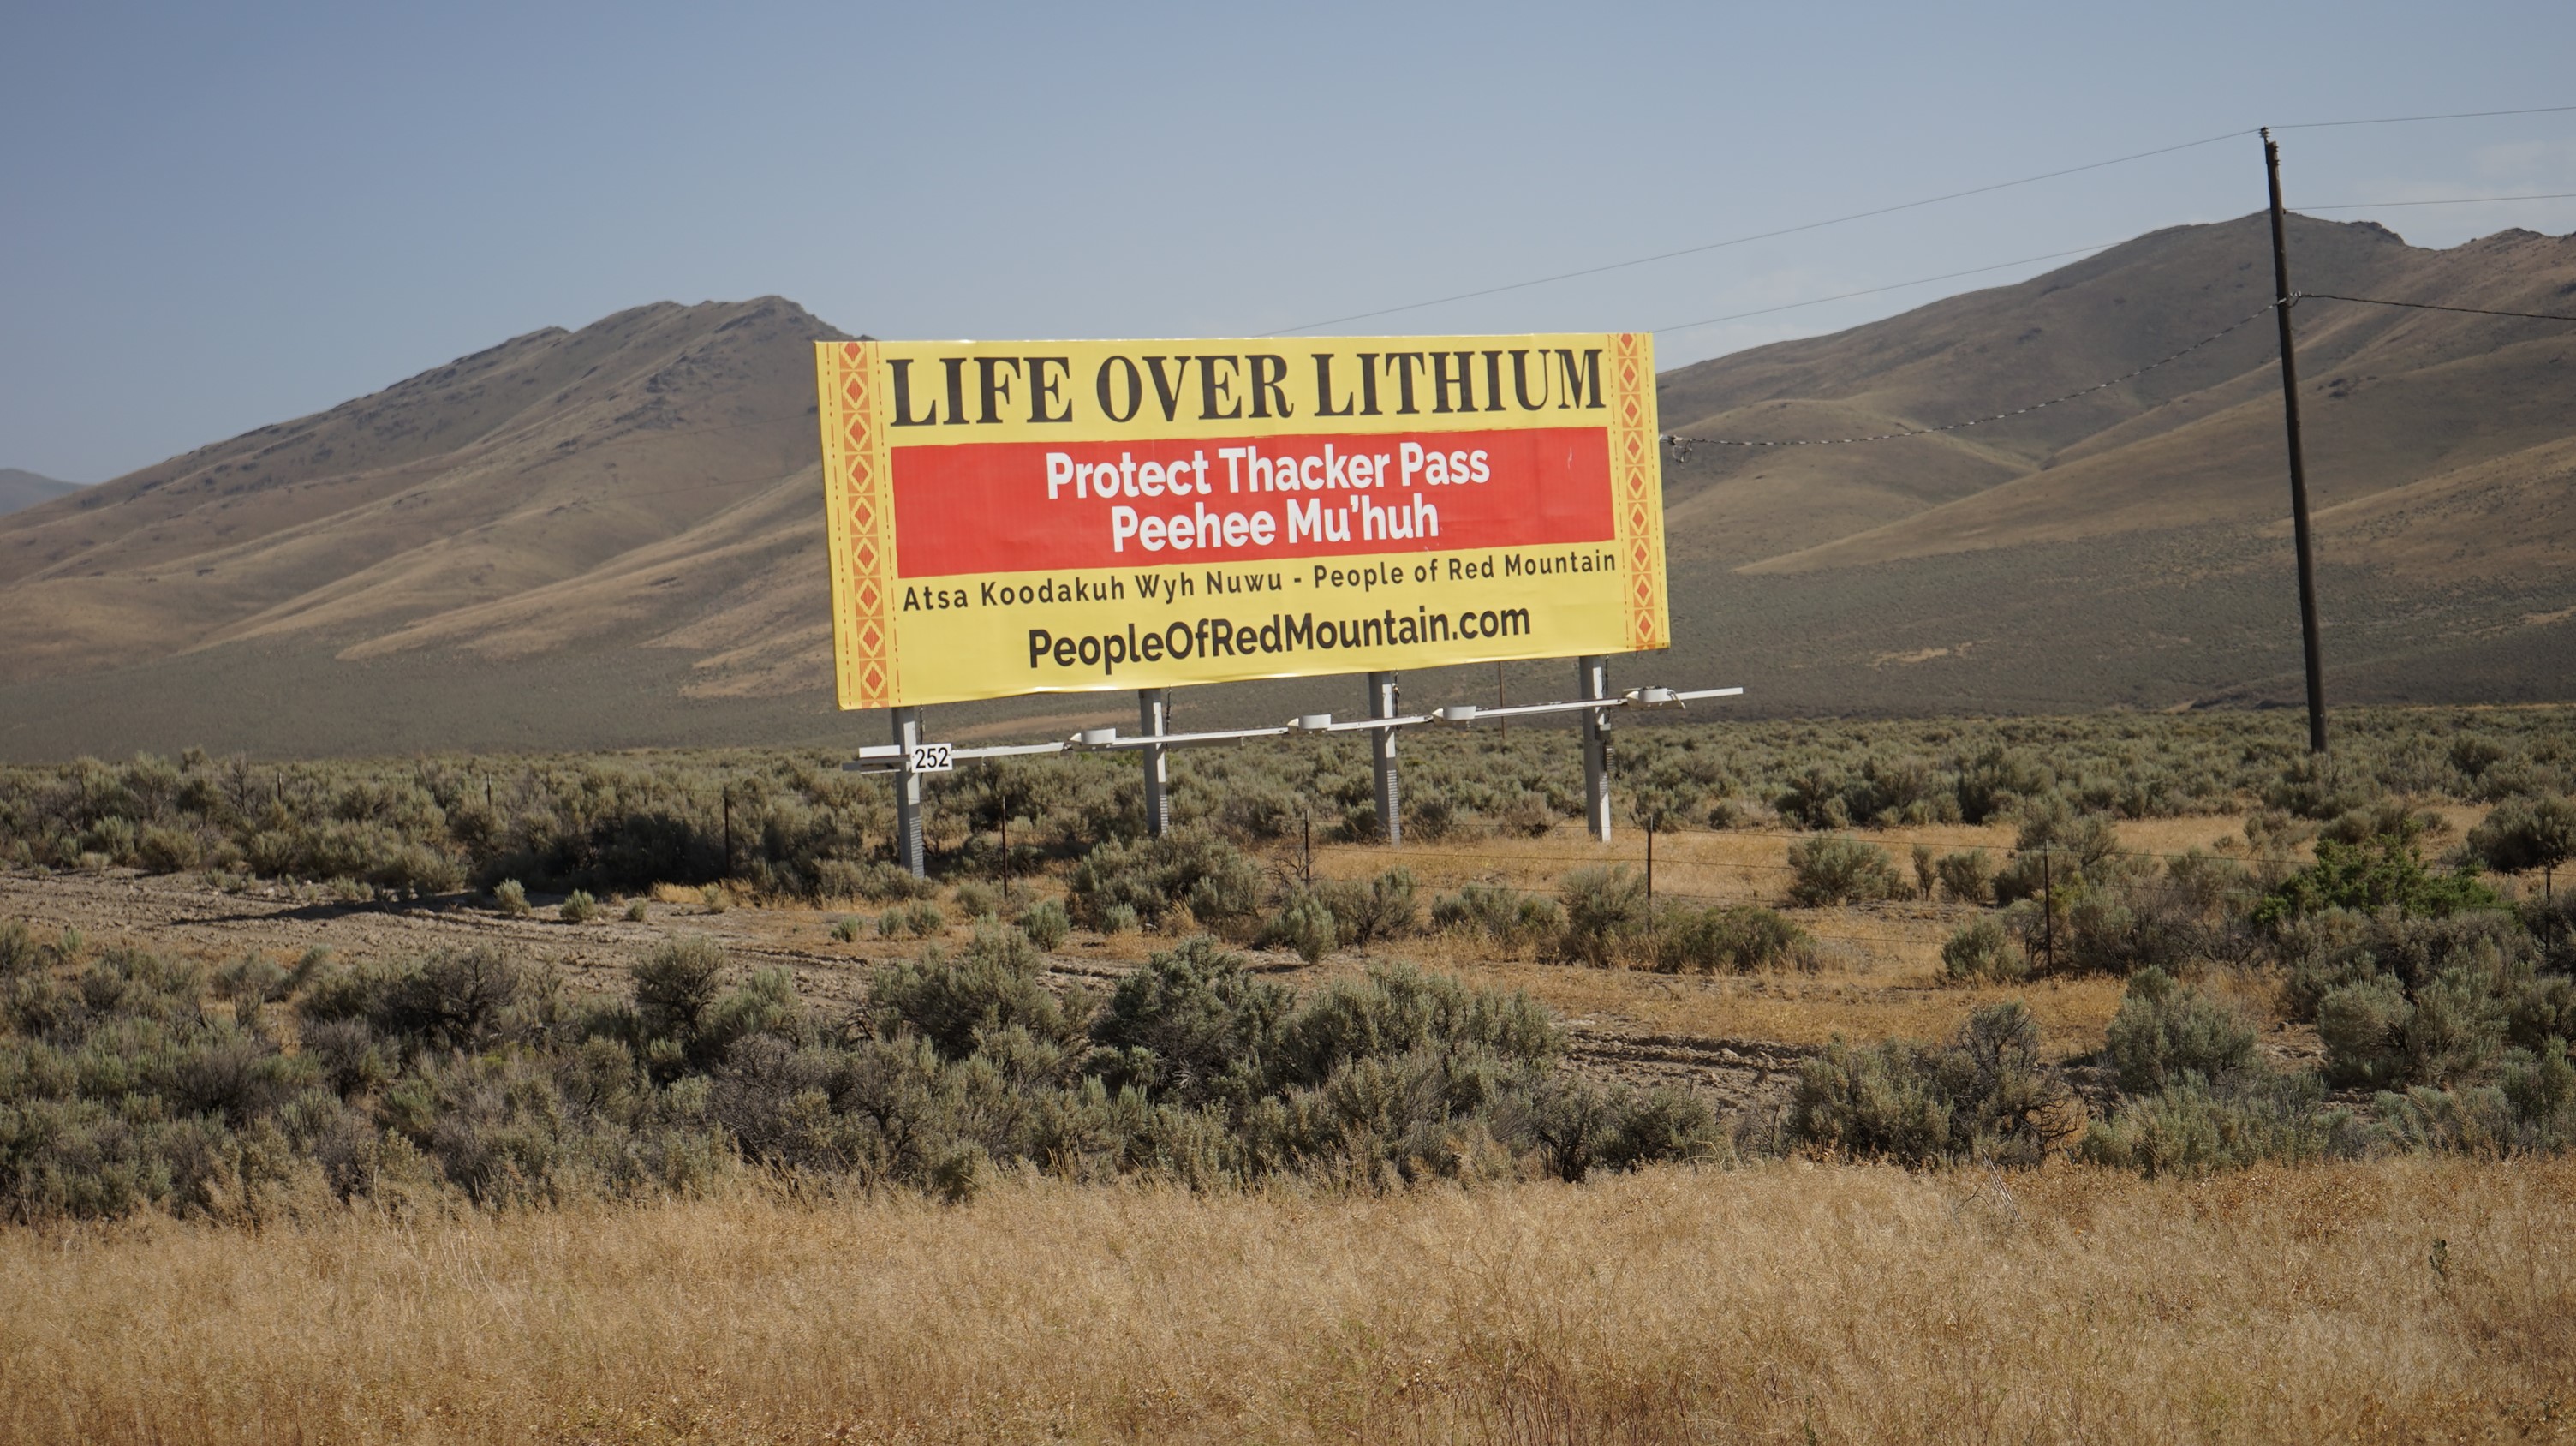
[2468,793,2576,899]
[2502,1038,2576,1131]
[2507,974,2576,1054]
[1066,829,1264,935]
[0,920,40,977]
[2279,908,2535,1021]
[870,928,1089,1063]
[300,945,533,1058]
[1275,962,1559,1089]
[1508,1074,1719,1182]
[623,897,651,923]
[135,824,203,873]
[816,859,939,904]
[1785,836,1903,906]
[877,900,945,939]
[951,881,999,919]
[632,936,729,1044]
[2263,753,2379,821]
[1556,866,1648,965]
[493,880,531,917]
[2078,1074,2351,1177]
[701,884,730,914]
[2102,968,2258,1092]
[3,877,1724,1216]
[559,890,599,923]
[1790,1002,2070,1167]
[1654,903,1810,973]
[2256,838,2498,926]
[1941,917,2028,983]
[830,916,864,943]
[1088,938,1291,1104]
[1314,868,1418,947]
[1258,890,1339,965]
[1937,845,1989,902]
[1430,884,1559,949]
[1019,899,1070,951]
[2317,967,2507,1090]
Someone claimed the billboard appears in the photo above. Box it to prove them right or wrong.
[814,334,1666,709]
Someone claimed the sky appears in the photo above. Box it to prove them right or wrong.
[5,0,2573,483]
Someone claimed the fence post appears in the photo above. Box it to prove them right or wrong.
[2040,845,2054,973]
[1578,655,1612,843]
[1368,671,1401,845]
[1138,688,1172,838]
[892,707,926,878]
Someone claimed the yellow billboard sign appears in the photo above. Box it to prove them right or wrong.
[814,334,1665,709]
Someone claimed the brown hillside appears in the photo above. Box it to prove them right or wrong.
[0,297,844,682]
[1658,216,2576,577]
[0,469,81,517]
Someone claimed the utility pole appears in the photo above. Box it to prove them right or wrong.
[2263,128,2330,756]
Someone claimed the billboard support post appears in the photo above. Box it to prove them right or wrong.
[1138,689,1172,837]
[892,706,927,877]
[1367,672,1401,846]
[1578,655,1612,843]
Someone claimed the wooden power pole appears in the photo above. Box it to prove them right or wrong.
[2263,128,2330,756]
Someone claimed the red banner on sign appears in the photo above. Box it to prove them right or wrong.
[890,427,1613,577]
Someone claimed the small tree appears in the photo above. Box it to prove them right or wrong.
[2469,795,2576,902]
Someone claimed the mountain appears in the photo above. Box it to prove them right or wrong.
[0,469,81,517]
[1661,215,2576,577]
[1649,212,2576,714]
[0,297,841,690]
[0,216,2569,760]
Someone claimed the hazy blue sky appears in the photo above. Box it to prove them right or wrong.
[6,0,2572,481]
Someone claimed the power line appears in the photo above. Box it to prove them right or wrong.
[2301,290,2576,324]
[1651,243,2117,335]
[1269,128,2250,335]
[2275,103,2576,130]
[1662,302,2279,453]
[1270,104,2576,338]
[2307,191,2576,210]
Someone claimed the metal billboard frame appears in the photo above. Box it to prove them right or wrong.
[848,661,1743,875]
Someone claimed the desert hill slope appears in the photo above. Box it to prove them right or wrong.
[0,297,844,683]
[1658,213,2576,577]
[0,215,2570,760]
[0,470,80,517]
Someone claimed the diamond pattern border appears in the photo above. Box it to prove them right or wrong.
[1605,332,1668,651]
[815,341,901,708]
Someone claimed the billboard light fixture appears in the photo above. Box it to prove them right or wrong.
[842,682,1742,774]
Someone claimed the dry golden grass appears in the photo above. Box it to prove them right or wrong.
[4,1158,2569,1444]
